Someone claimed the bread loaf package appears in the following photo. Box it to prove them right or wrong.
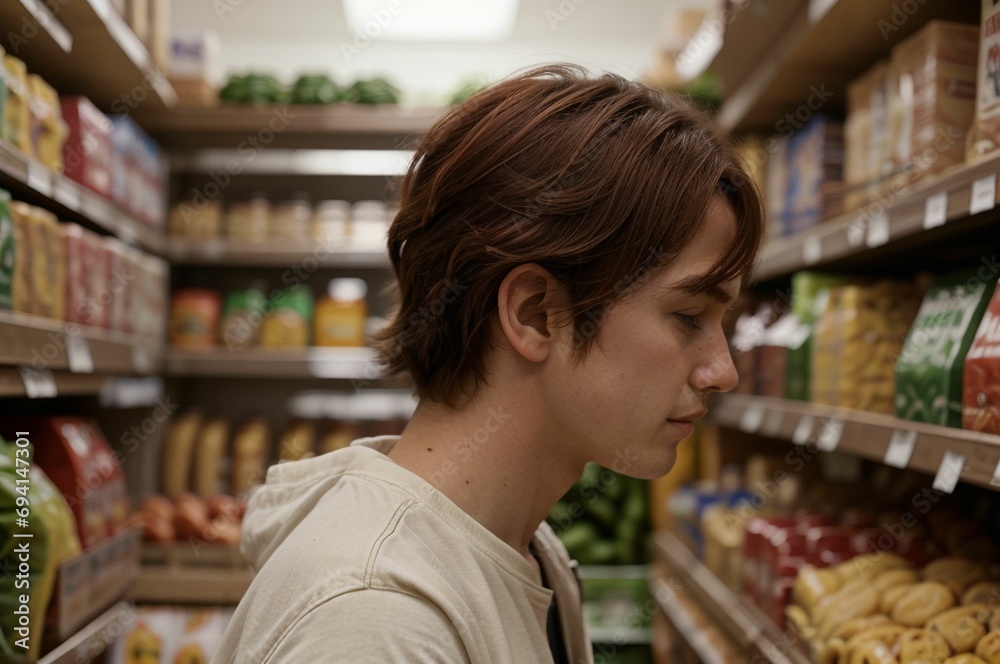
[896,271,996,427]
[962,280,1000,433]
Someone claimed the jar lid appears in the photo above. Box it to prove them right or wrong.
[328,278,367,302]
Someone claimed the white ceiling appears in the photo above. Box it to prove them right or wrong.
[170,0,707,103]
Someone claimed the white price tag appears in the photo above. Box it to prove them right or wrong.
[66,334,94,374]
[131,346,154,374]
[739,403,765,433]
[26,161,51,196]
[884,429,917,468]
[761,409,783,437]
[932,451,966,494]
[792,415,815,445]
[865,212,890,248]
[816,418,844,452]
[803,235,822,265]
[19,367,57,398]
[54,178,82,211]
[970,174,997,215]
[923,192,947,229]
[991,459,1000,488]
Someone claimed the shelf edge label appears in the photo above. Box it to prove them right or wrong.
[802,235,822,266]
[865,212,890,248]
[66,334,94,374]
[19,366,57,399]
[884,429,917,468]
[739,403,765,433]
[816,417,843,452]
[923,192,948,229]
[792,415,815,445]
[970,174,997,215]
[932,451,966,494]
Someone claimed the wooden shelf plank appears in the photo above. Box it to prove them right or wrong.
[134,565,254,605]
[165,238,390,268]
[653,530,811,664]
[0,0,175,112]
[164,346,379,379]
[0,310,164,376]
[38,601,136,664]
[139,104,446,150]
[711,0,978,132]
[708,394,1000,492]
[754,151,1000,282]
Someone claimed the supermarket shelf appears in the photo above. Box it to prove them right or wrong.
[139,104,446,149]
[166,238,390,268]
[0,0,175,112]
[653,530,810,664]
[0,141,164,253]
[0,310,164,376]
[709,393,1000,493]
[169,148,413,177]
[37,601,135,664]
[165,346,381,379]
[134,564,254,605]
[754,151,1000,282]
[0,368,110,397]
[712,0,977,132]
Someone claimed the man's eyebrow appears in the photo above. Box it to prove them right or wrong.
[667,275,737,304]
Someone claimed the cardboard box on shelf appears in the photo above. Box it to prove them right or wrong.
[967,0,1000,161]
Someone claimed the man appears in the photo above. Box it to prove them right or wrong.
[217,64,763,663]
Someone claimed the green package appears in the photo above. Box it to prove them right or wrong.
[895,270,997,427]
[785,272,854,401]
[0,189,12,310]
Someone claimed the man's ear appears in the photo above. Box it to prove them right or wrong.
[496,264,567,363]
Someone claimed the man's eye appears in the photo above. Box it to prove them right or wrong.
[675,314,702,330]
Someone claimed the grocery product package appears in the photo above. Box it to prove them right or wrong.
[764,134,790,236]
[60,96,113,198]
[0,438,82,661]
[785,115,844,235]
[0,418,129,549]
[261,287,312,347]
[109,606,235,664]
[3,55,31,155]
[844,61,888,210]
[0,190,13,311]
[968,0,1000,161]
[888,21,978,184]
[811,281,922,413]
[27,74,68,173]
[896,271,997,427]
[962,280,1000,433]
[785,272,856,401]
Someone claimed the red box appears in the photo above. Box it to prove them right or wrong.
[964,284,1000,433]
[1,417,127,549]
[61,223,89,326]
[60,96,113,198]
[84,232,111,329]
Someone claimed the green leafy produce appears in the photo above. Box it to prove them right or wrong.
[546,464,650,565]
[219,73,288,104]
[345,77,400,105]
[448,78,487,105]
[291,74,344,104]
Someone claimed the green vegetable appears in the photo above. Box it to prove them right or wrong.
[219,73,288,104]
[448,78,487,105]
[557,521,599,555]
[580,540,619,565]
[346,77,400,105]
[291,74,344,104]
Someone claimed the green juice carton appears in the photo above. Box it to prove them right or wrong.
[785,271,855,401]
[895,270,997,427]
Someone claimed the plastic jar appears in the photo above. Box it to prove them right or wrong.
[271,193,312,239]
[312,199,352,244]
[225,194,270,242]
[170,288,221,347]
[314,278,368,347]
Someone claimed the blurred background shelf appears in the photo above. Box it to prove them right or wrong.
[165,238,390,268]
[0,0,176,112]
[164,346,380,379]
[134,566,254,605]
[37,601,136,664]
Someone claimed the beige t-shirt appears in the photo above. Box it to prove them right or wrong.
[215,436,593,663]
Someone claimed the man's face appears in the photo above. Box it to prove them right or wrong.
[541,197,741,478]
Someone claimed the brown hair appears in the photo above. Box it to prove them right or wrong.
[377,64,763,407]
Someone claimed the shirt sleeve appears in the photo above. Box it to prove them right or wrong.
[263,588,471,663]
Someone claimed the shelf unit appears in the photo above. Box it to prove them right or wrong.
[136,543,253,605]
[0,0,175,111]
[0,141,164,253]
[164,346,379,379]
[653,530,810,664]
[706,0,977,132]
[755,153,1000,282]
[708,393,1000,493]
[165,238,389,268]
